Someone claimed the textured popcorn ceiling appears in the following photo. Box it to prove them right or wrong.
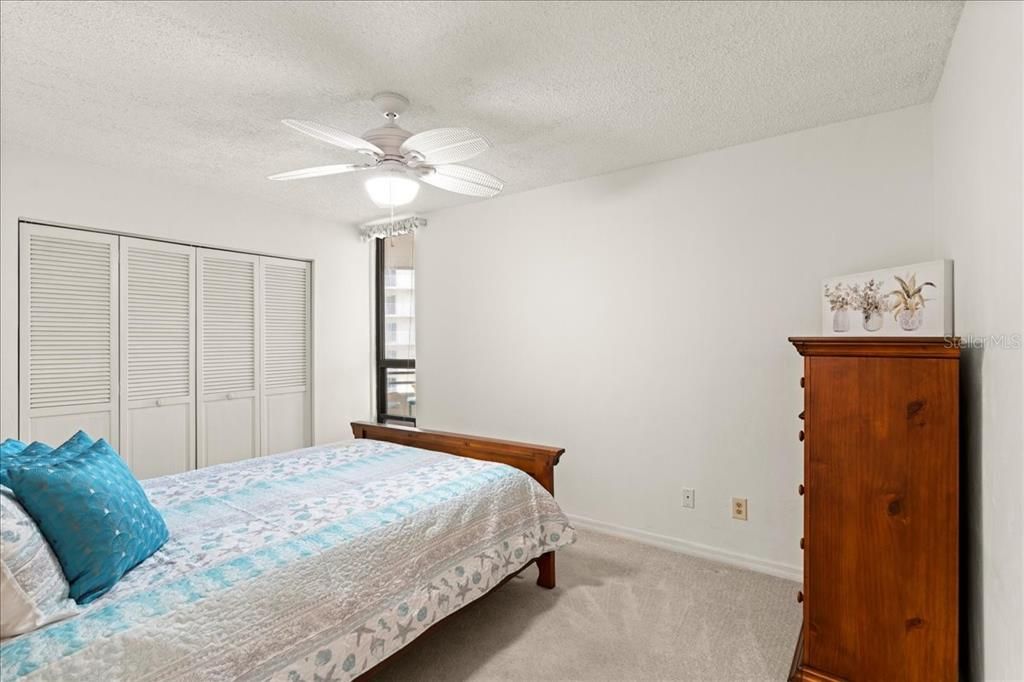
[0,1,962,225]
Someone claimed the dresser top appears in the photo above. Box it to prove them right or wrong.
[789,337,961,358]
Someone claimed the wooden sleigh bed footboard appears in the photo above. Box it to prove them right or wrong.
[350,421,564,588]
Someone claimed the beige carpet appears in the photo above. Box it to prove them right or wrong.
[377,528,802,681]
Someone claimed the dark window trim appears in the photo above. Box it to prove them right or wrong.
[375,238,416,424]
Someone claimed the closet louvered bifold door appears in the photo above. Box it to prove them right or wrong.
[19,223,119,446]
[259,256,311,455]
[119,237,195,478]
[197,249,260,467]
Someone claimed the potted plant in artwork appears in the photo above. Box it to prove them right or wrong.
[824,283,852,332]
[850,279,885,332]
[888,273,935,331]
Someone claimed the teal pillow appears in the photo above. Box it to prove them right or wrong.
[0,438,27,455]
[1,438,38,489]
[0,438,28,472]
[0,432,94,489]
[17,440,54,459]
[0,438,28,492]
[6,438,169,604]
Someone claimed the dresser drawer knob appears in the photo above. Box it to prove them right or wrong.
[797,591,804,603]
[800,537,805,550]
[798,430,805,442]
[798,484,805,496]
[800,377,805,388]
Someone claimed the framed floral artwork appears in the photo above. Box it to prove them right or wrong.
[821,260,952,336]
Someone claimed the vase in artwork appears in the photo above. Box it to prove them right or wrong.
[897,308,923,331]
[833,309,850,333]
[862,311,883,332]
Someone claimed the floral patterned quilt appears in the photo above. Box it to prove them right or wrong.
[0,439,576,680]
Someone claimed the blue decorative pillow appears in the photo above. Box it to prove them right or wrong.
[6,438,169,604]
[47,430,94,459]
[1,438,29,478]
[1,438,38,489]
[1,438,28,487]
[0,432,94,489]
[1,438,27,455]
[17,440,54,459]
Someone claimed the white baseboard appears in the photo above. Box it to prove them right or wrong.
[567,513,803,583]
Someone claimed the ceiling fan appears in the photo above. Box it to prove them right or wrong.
[269,92,503,208]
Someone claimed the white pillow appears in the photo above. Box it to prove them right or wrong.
[0,487,78,638]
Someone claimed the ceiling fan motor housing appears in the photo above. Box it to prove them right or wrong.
[362,124,413,160]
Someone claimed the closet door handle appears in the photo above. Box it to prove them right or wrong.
[798,484,805,496]
[800,537,805,550]
[798,430,805,442]
[800,377,805,388]
[797,591,804,604]
[798,411,805,420]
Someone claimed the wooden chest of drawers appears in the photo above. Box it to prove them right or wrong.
[788,338,959,682]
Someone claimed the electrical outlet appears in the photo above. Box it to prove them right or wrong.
[682,488,695,509]
[732,497,748,520]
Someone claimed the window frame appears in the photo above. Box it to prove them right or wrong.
[375,238,416,425]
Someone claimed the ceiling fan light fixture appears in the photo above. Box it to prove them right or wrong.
[364,172,420,208]
[271,92,503,205]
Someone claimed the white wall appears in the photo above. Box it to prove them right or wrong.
[931,2,1023,679]
[417,105,934,579]
[0,142,372,446]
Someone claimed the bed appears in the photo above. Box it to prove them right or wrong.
[0,422,575,681]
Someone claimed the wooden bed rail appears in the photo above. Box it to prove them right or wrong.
[350,421,564,496]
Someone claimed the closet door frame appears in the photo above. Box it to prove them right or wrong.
[196,248,262,467]
[118,236,196,475]
[18,222,120,445]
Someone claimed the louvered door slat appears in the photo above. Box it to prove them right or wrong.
[124,246,192,401]
[19,223,119,445]
[201,258,256,395]
[27,234,111,408]
[263,262,309,390]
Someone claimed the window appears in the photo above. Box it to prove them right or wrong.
[376,234,416,424]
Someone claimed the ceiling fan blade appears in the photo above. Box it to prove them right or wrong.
[401,127,490,165]
[267,163,375,181]
[282,119,384,157]
[422,164,504,197]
